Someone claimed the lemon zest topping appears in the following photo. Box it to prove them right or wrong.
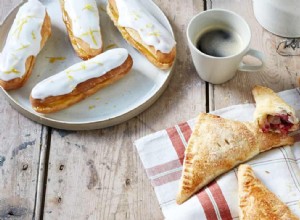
[13,18,28,38]
[17,44,30,51]
[131,11,141,21]
[89,105,95,110]
[145,23,153,28]
[13,15,37,38]
[148,31,161,37]
[4,68,20,74]
[83,4,95,12]
[67,74,74,80]
[66,63,88,74]
[47,57,66,63]
[81,64,87,70]
[81,29,100,46]
[32,31,36,40]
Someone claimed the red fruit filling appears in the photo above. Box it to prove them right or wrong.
[262,114,293,134]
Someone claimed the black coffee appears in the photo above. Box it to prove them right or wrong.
[196,27,243,57]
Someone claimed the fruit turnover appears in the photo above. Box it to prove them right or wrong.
[252,85,299,134]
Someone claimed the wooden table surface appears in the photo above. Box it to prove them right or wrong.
[0,0,299,219]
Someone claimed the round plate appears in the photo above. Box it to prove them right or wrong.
[0,0,175,130]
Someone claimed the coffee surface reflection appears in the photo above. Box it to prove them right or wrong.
[196,26,243,57]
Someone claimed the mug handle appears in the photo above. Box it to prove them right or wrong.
[238,49,264,72]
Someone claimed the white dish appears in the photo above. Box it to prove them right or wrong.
[0,0,175,130]
[252,0,300,38]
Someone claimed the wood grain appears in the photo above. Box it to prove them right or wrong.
[42,1,205,220]
[209,0,300,111]
[0,1,50,220]
[0,92,48,220]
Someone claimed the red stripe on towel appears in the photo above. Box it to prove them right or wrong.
[146,159,182,177]
[166,127,186,164]
[151,170,182,187]
[196,190,218,220]
[178,122,193,142]
[146,123,193,177]
[208,180,232,220]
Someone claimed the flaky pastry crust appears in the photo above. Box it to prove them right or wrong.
[30,55,133,113]
[60,0,103,60]
[176,113,294,204]
[107,0,176,69]
[0,13,51,90]
[252,85,299,133]
[238,164,299,220]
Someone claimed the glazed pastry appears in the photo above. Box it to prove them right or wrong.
[0,0,51,90]
[107,0,176,69]
[252,85,299,134]
[30,48,133,113]
[60,0,103,60]
[238,164,299,220]
[176,113,294,204]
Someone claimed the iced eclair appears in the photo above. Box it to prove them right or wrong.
[30,48,133,113]
[107,0,176,69]
[60,0,103,60]
[0,0,51,90]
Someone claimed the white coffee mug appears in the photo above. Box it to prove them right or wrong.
[187,9,264,84]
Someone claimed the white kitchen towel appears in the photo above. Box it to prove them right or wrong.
[135,88,300,220]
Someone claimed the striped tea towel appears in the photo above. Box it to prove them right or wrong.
[135,88,300,220]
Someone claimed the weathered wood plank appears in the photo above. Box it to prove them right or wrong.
[0,92,48,220]
[43,1,205,219]
[209,0,300,111]
[0,1,49,219]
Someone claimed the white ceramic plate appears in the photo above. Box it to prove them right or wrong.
[0,0,175,130]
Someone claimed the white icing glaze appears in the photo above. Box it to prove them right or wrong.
[0,0,46,81]
[115,0,175,53]
[64,0,102,49]
[31,48,129,99]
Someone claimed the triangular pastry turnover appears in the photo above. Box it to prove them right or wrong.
[252,85,299,134]
[176,113,294,204]
[238,164,299,220]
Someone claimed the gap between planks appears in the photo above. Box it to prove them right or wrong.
[35,127,52,220]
